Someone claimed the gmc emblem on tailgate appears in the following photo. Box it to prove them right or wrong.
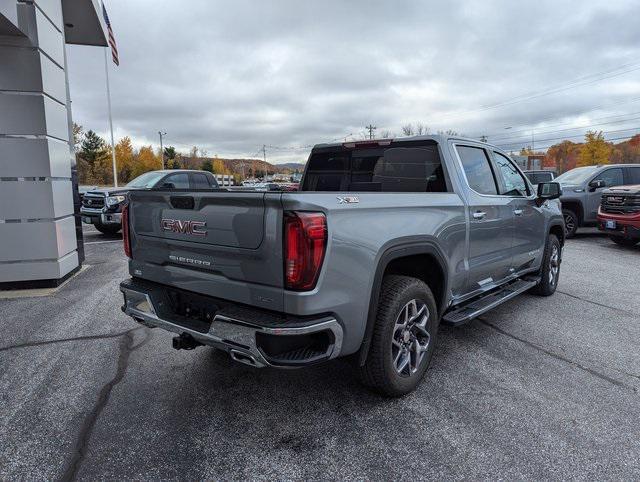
[161,218,207,237]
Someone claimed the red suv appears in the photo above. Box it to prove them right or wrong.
[597,184,640,247]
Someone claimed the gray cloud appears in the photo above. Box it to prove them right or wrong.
[66,0,640,162]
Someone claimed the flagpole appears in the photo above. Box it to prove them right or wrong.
[104,47,118,187]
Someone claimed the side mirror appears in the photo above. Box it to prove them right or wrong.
[588,179,605,190]
[537,182,561,201]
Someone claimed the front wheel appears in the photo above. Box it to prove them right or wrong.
[531,234,561,296]
[563,209,578,238]
[609,236,639,247]
[358,275,438,397]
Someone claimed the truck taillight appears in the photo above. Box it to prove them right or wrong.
[284,211,327,291]
[122,203,131,258]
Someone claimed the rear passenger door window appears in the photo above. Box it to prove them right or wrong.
[627,167,640,184]
[456,145,498,195]
[492,152,529,196]
[191,173,212,189]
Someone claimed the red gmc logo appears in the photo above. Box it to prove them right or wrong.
[161,218,207,237]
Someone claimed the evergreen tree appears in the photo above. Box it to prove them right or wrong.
[80,130,107,163]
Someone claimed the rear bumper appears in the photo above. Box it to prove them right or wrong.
[119,278,343,368]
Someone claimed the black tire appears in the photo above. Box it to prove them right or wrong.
[562,209,578,239]
[609,236,639,247]
[95,223,121,235]
[531,234,561,296]
[358,275,438,397]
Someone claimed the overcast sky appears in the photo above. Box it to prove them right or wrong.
[67,0,640,163]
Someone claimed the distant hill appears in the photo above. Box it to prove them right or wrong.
[177,156,305,177]
[276,162,306,171]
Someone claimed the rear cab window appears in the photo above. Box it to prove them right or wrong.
[301,141,448,192]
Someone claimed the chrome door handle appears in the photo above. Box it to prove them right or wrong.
[513,209,523,216]
[472,211,486,219]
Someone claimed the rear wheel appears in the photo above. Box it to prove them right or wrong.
[562,209,578,238]
[609,236,639,247]
[359,275,438,397]
[95,223,121,235]
[531,234,561,296]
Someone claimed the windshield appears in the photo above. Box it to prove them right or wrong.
[555,166,598,185]
[125,171,166,188]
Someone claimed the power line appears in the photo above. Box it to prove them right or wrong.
[487,114,640,143]
[468,99,640,138]
[434,60,640,123]
[495,126,640,150]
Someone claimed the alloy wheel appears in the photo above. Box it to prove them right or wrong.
[391,299,431,377]
[549,245,560,286]
[563,213,575,235]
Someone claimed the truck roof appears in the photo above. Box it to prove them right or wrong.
[311,134,501,150]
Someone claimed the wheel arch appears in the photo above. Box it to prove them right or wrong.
[549,222,565,246]
[357,239,450,366]
[561,199,584,225]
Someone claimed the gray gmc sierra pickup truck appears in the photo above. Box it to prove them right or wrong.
[119,135,564,396]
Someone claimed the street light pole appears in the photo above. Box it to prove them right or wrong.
[158,131,166,168]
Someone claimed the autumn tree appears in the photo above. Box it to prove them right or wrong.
[610,134,640,164]
[131,146,161,178]
[212,159,228,174]
[546,140,580,173]
[115,137,135,183]
[578,131,612,167]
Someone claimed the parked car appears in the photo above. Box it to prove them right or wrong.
[524,170,555,184]
[556,164,640,238]
[119,135,564,396]
[597,184,640,247]
[81,170,219,234]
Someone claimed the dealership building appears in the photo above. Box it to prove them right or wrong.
[1,0,107,287]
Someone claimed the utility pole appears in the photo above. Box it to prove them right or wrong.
[262,144,266,163]
[158,131,166,168]
[366,124,377,139]
[531,130,535,152]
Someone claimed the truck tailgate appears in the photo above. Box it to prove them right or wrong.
[127,190,285,311]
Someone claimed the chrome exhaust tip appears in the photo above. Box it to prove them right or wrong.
[229,349,258,367]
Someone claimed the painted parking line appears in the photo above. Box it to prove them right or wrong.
[84,240,122,245]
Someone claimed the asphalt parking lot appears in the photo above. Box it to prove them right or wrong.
[1,226,639,480]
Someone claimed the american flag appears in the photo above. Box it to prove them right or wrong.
[102,4,119,65]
